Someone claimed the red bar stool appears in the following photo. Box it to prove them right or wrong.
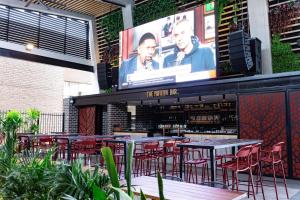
[56,138,68,159]
[38,136,53,152]
[172,138,191,176]
[72,139,97,165]
[136,142,160,176]
[184,147,209,184]
[261,142,289,200]
[250,143,265,200]
[107,142,125,176]
[221,145,256,200]
[159,140,176,175]
[18,136,29,152]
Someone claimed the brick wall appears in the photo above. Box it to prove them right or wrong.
[63,98,78,133]
[107,104,128,134]
[0,56,64,113]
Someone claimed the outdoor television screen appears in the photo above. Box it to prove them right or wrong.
[119,3,216,90]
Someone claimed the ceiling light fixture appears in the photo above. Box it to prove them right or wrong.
[25,43,34,51]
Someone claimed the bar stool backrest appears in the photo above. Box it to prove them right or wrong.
[143,142,160,155]
[251,143,262,167]
[272,142,284,163]
[236,145,252,171]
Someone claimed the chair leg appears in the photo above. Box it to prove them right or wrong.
[249,168,256,200]
[280,161,289,199]
[235,172,239,192]
[194,164,198,184]
[232,171,235,190]
[258,163,265,200]
[272,163,279,200]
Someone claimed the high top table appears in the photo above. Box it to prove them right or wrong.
[177,139,263,186]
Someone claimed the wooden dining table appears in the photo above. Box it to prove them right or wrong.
[129,176,246,200]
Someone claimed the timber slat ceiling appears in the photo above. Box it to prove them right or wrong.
[19,0,119,16]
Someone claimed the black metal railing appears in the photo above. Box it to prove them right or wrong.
[0,110,65,134]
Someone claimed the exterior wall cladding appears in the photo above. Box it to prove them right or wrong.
[0,56,64,113]
[63,98,78,133]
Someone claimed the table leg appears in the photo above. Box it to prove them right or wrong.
[67,139,71,162]
[124,142,127,177]
[210,149,216,186]
[232,146,236,155]
[163,144,167,177]
[179,146,183,180]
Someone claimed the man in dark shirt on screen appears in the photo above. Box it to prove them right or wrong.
[163,19,215,72]
[119,32,159,86]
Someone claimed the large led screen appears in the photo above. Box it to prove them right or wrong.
[119,3,216,90]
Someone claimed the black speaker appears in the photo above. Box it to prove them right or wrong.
[111,67,119,86]
[228,30,254,75]
[249,38,262,75]
[97,63,112,89]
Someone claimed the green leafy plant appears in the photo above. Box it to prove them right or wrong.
[51,162,110,200]
[0,110,23,174]
[0,151,56,200]
[26,108,40,134]
[97,142,166,200]
[272,34,300,73]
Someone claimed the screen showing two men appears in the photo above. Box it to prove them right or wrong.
[119,3,216,90]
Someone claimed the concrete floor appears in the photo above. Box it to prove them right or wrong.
[237,175,299,200]
[162,166,300,200]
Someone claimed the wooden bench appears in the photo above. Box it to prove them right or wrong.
[130,176,246,200]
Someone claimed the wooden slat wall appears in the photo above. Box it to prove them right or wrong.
[95,0,249,66]
[269,0,300,53]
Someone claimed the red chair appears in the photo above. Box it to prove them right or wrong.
[56,138,68,159]
[261,142,289,200]
[106,142,125,176]
[221,145,256,200]
[38,136,53,151]
[184,147,209,184]
[72,140,97,165]
[135,142,160,176]
[250,143,265,200]
[18,136,29,152]
[159,140,176,175]
[172,138,191,176]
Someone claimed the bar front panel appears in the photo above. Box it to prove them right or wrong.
[239,92,288,176]
[289,90,300,178]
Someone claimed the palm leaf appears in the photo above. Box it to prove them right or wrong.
[157,172,165,200]
[125,141,134,198]
[101,147,120,200]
